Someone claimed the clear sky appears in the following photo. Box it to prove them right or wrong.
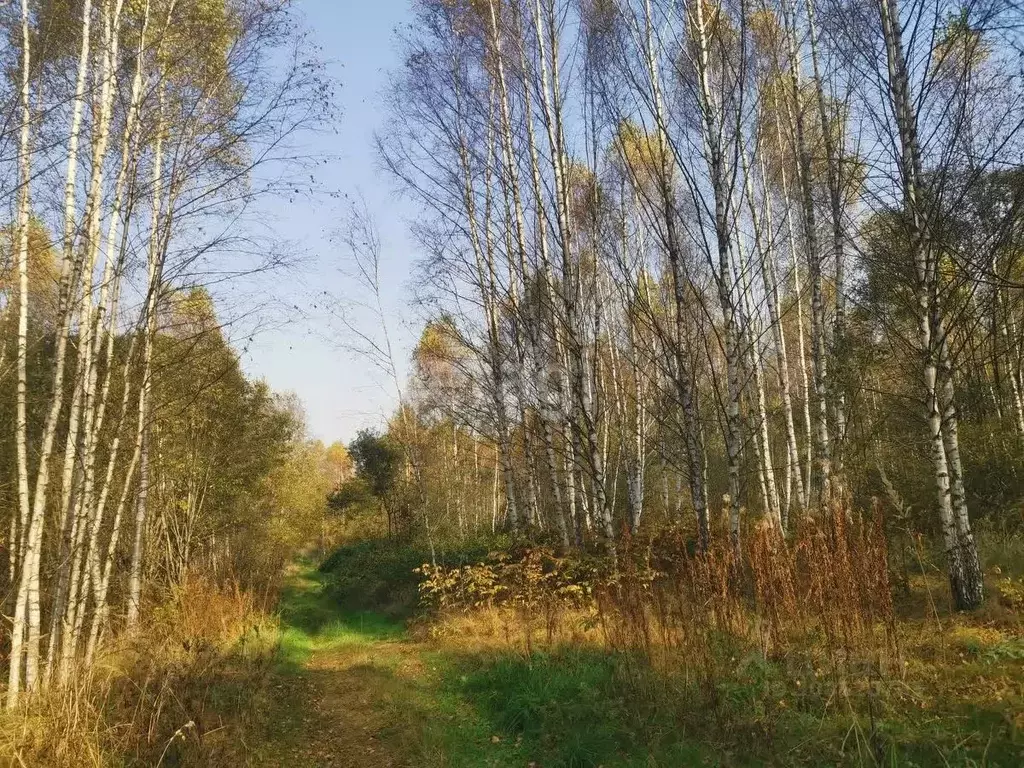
[237,0,419,446]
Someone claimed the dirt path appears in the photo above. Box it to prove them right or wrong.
[251,565,423,768]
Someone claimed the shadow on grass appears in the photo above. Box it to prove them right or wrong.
[415,647,713,768]
[414,645,1023,768]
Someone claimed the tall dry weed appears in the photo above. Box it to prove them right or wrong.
[420,504,900,677]
[0,571,280,767]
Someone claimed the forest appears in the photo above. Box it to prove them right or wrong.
[1,0,1023,766]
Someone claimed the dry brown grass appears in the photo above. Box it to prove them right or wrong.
[0,573,281,767]
[419,505,899,671]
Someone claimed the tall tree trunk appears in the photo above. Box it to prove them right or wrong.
[8,0,35,708]
[637,0,709,547]
[758,152,806,522]
[531,0,612,550]
[691,0,743,549]
[877,0,982,609]
[804,0,849,469]
[128,88,168,627]
[738,143,782,527]
[781,0,831,506]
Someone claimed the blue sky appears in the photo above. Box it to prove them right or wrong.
[238,0,419,445]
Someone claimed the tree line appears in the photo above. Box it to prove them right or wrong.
[373,0,1024,611]
[0,0,330,705]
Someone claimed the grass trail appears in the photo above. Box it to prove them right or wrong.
[250,563,532,768]
[250,561,674,768]
[250,563,418,767]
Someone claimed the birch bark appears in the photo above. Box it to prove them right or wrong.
[128,87,168,626]
[876,0,983,609]
[690,0,743,548]
[8,0,35,708]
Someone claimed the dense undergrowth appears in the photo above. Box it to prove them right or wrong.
[317,520,1024,767]
[318,534,510,620]
[2,524,1020,766]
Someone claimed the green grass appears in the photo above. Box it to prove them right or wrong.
[307,543,715,767]
[266,555,714,767]
[416,647,1021,768]
[423,649,713,768]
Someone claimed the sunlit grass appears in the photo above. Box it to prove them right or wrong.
[275,564,404,668]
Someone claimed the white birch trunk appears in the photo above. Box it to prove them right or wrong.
[8,0,35,708]
[877,0,983,609]
[758,152,806,521]
[781,0,831,506]
[691,0,743,548]
[531,0,613,551]
[636,0,709,547]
